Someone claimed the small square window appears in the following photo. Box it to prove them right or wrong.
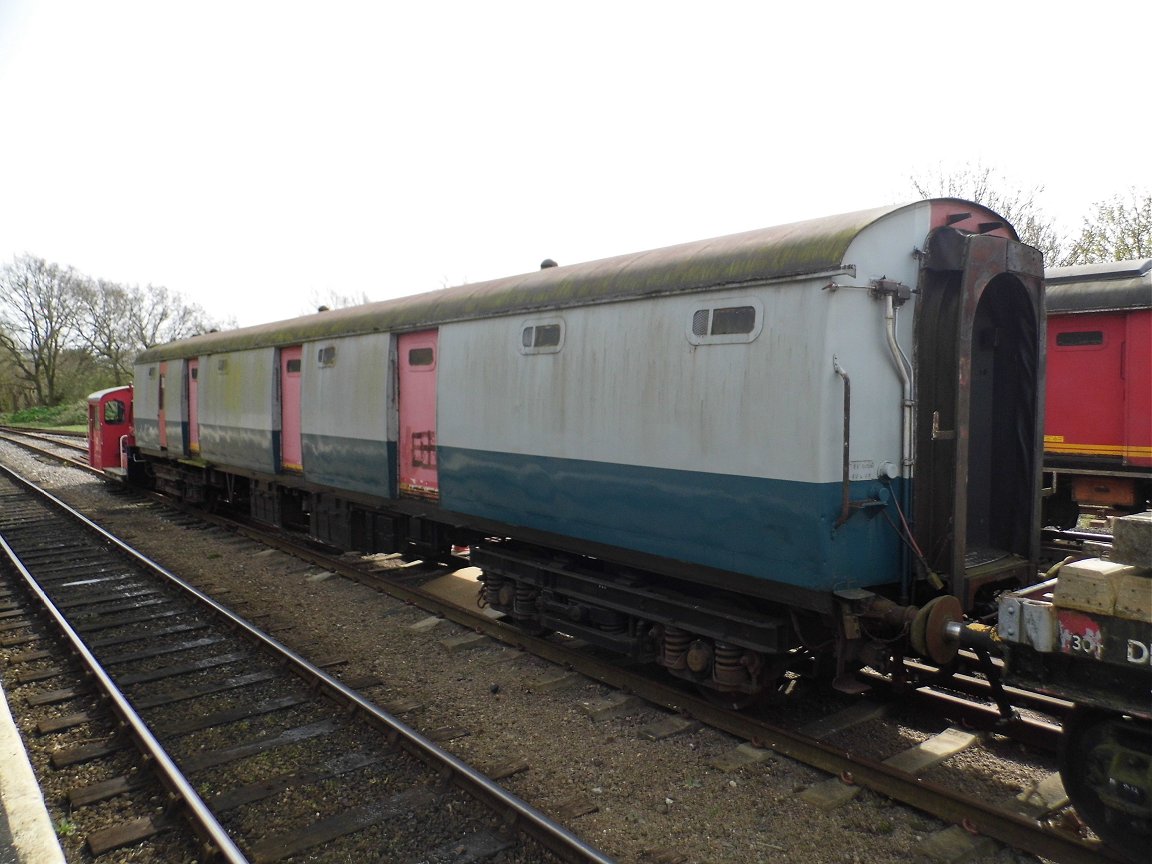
[318,346,337,366]
[534,324,561,347]
[710,306,756,335]
[409,347,435,366]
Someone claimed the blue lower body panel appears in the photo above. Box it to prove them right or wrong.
[197,424,278,474]
[439,446,904,591]
[303,434,395,498]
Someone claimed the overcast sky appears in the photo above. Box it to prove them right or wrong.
[1,1,1147,328]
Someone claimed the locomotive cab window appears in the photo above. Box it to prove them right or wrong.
[687,300,763,345]
[520,319,565,354]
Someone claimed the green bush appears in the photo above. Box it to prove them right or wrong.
[0,400,89,430]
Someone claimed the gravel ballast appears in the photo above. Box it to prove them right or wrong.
[0,443,1054,864]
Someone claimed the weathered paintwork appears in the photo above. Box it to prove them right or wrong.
[430,201,1038,592]
[133,358,189,456]
[298,331,396,496]
[128,198,1041,598]
[280,346,303,471]
[397,331,439,499]
[195,348,279,473]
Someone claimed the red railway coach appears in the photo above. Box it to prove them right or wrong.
[1042,259,1152,528]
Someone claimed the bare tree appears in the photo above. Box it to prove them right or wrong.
[0,255,86,405]
[0,338,34,412]
[910,162,1064,264]
[127,284,216,349]
[75,278,138,385]
[1059,188,1152,265]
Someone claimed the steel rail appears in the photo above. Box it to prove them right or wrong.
[0,430,96,474]
[0,444,1113,863]
[258,543,1119,864]
[0,462,616,864]
[471,625,1118,864]
[0,480,250,861]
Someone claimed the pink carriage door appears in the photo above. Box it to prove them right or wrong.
[187,358,200,455]
[280,345,303,472]
[397,330,439,500]
[157,361,168,449]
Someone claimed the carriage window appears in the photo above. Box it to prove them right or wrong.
[190,367,198,380]
[520,319,564,354]
[711,306,756,335]
[409,347,435,366]
[687,301,762,345]
[531,324,561,347]
[317,346,337,366]
[1056,330,1104,347]
[285,358,302,374]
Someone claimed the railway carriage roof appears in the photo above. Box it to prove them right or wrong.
[1045,258,1152,314]
[137,198,1011,361]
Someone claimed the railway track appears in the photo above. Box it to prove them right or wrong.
[0,433,1128,863]
[0,427,93,472]
[249,548,1118,864]
[0,462,614,864]
[1040,525,1115,564]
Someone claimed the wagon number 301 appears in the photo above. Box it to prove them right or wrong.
[1058,610,1104,661]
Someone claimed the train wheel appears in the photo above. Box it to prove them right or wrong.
[694,655,791,711]
[1060,707,1152,863]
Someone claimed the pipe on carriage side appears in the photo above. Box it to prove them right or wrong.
[833,355,852,528]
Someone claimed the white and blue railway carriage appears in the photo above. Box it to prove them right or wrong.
[130,198,1044,695]
[440,258,886,586]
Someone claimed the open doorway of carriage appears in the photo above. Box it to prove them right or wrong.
[963,275,1040,580]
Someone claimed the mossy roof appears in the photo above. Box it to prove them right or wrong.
[138,200,936,361]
